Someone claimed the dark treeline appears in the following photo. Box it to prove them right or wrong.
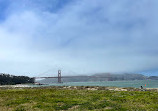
[0,73,34,85]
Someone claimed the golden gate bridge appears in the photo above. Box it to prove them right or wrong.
[33,70,112,83]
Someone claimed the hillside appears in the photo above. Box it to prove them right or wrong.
[0,87,157,110]
[38,73,155,84]
[0,73,34,85]
[147,76,158,80]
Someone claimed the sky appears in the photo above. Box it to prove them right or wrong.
[0,0,158,77]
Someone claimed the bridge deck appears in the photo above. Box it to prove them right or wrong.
[34,76,110,79]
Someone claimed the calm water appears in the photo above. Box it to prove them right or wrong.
[35,80,158,88]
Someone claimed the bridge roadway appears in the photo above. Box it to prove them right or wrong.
[34,76,110,79]
[34,75,111,83]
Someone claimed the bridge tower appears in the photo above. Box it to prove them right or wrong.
[58,70,62,83]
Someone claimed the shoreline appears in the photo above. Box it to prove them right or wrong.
[0,84,158,91]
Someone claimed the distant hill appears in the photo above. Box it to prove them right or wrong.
[92,73,147,80]
[37,73,157,84]
[147,76,158,80]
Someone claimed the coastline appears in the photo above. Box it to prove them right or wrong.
[0,84,158,91]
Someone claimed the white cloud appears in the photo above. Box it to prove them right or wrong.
[0,0,158,76]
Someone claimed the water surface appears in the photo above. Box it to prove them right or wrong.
[34,80,158,88]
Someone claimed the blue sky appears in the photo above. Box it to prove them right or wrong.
[0,0,158,76]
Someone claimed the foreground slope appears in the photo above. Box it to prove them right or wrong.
[0,86,157,111]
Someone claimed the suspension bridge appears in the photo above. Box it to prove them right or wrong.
[34,70,62,83]
[33,70,112,84]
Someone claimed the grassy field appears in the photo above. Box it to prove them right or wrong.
[0,86,157,111]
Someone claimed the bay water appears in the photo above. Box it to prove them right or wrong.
[35,80,158,88]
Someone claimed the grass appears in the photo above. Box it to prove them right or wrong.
[0,86,157,111]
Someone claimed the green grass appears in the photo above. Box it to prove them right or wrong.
[0,87,157,111]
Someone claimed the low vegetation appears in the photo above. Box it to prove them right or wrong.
[0,86,157,111]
